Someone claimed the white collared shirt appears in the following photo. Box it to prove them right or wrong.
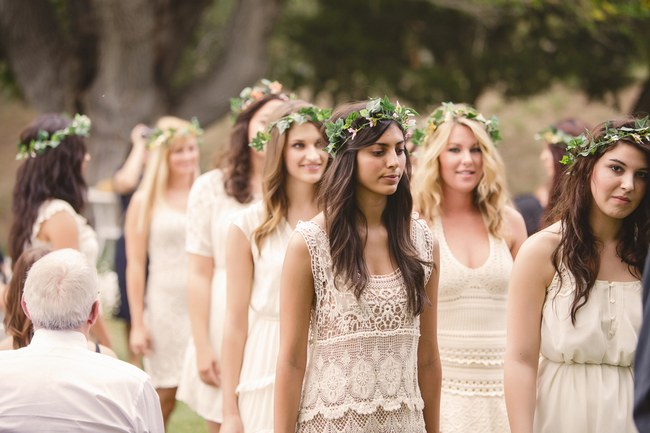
[0,329,164,432]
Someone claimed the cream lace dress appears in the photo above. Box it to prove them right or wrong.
[535,268,641,433]
[31,199,99,265]
[430,218,512,433]
[177,169,258,422]
[141,202,191,388]
[232,201,293,433]
[295,217,434,433]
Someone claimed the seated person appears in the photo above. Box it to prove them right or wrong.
[0,248,163,432]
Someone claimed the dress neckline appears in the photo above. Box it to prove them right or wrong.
[435,217,492,271]
[300,220,402,279]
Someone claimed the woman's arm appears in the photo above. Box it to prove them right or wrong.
[124,193,151,356]
[112,124,148,194]
[187,253,220,386]
[504,205,528,259]
[40,210,113,348]
[274,233,314,433]
[221,224,255,433]
[504,232,555,433]
[418,238,442,433]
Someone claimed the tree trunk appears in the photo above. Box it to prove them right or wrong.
[0,0,77,112]
[82,0,165,183]
[175,0,285,124]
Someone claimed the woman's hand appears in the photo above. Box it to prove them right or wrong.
[196,343,221,387]
[129,323,152,356]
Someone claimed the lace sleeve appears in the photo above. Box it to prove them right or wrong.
[31,199,79,243]
[410,216,434,285]
[186,170,219,257]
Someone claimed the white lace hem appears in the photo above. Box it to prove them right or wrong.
[298,397,424,423]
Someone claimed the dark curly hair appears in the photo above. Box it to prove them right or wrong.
[550,118,650,324]
[9,114,88,267]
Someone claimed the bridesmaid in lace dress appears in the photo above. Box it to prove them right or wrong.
[411,103,526,433]
[275,98,441,433]
[124,116,201,427]
[505,118,649,433]
[220,101,330,433]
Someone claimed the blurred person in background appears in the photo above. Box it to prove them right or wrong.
[514,119,590,236]
[8,112,112,350]
[177,79,288,433]
[125,115,201,427]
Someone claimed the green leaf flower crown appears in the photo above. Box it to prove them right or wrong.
[323,96,418,156]
[411,102,501,147]
[229,79,288,120]
[16,114,91,160]
[534,126,579,148]
[560,116,650,166]
[146,117,204,150]
[249,106,332,151]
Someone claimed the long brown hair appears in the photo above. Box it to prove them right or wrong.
[253,100,327,250]
[319,101,431,315]
[9,114,88,267]
[550,118,650,323]
[3,247,51,349]
[222,95,284,204]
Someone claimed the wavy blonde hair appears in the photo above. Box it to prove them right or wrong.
[412,109,509,238]
[135,116,200,232]
[252,100,327,250]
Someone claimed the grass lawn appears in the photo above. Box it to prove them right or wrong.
[106,317,208,433]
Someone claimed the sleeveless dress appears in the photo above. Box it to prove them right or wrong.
[177,169,258,422]
[535,268,641,433]
[295,217,434,433]
[141,202,191,388]
[430,218,512,433]
[232,201,293,433]
[31,198,99,265]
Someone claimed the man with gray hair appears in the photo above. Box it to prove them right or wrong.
[0,249,164,432]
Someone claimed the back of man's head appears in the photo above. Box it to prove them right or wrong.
[23,249,98,330]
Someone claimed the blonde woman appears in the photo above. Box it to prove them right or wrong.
[125,116,201,427]
[221,101,330,433]
[412,103,526,433]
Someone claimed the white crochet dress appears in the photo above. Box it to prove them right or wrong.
[429,217,512,433]
[177,169,258,423]
[295,218,434,433]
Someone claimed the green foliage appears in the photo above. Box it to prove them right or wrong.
[271,0,650,109]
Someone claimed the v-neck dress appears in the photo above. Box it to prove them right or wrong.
[430,217,513,433]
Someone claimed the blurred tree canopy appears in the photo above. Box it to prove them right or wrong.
[1,0,649,180]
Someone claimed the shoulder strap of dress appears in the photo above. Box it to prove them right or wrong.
[410,216,435,283]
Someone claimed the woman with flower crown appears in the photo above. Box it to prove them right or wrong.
[505,118,650,433]
[220,100,330,433]
[411,102,527,433]
[124,115,201,427]
[275,97,441,433]
[176,80,287,432]
[9,113,113,350]
[513,119,590,236]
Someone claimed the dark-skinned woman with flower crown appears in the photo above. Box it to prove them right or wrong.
[176,79,288,433]
[9,113,113,353]
[124,115,201,427]
[504,118,650,433]
[275,97,442,433]
[411,102,527,433]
